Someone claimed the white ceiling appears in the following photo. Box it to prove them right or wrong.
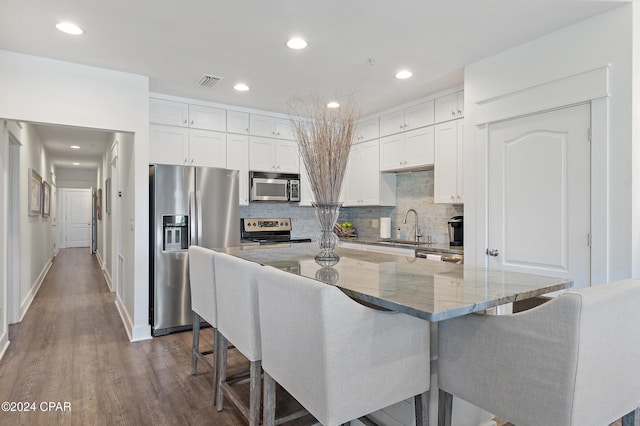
[0,0,626,169]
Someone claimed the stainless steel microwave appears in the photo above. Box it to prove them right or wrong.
[249,171,300,202]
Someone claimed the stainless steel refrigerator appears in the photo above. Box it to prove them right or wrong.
[149,164,239,336]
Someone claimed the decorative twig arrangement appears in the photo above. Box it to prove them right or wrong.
[288,94,360,204]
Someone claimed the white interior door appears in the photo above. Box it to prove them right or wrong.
[65,189,92,248]
[487,104,591,290]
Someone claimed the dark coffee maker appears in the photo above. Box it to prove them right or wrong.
[448,216,463,247]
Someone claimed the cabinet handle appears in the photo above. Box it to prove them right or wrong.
[450,195,455,200]
[190,120,194,125]
[451,111,456,116]
[245,128,249,133]
[183,119,188,125]
[457,109,462,116]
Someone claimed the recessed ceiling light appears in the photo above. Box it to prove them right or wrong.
[56,22,84,35]
[72,162,80,166]
[326,101,340,109]
[286,38,307,50]
[394,70,413,79]
[70,145,80,149]
[233,83,250,92]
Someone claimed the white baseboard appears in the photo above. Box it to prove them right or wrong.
[0,331,9,361]
[103,269,113,292]
[95,250,104,269]
[19,260,52,321]
[115,294,151,342]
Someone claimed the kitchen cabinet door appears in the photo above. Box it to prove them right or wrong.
[435,91,464,123]
[354,117,380,142]
[227,134,249,205]
[227,111,249,134]
[188,129,226,168]
[380,134,405,171]
[275,139,300,173]
[249,136,276,172]
[149,124,188,165]
[250,114,276,137]
[379,110,406,136]
[150,98,189,126]
[404,101,435,130]
[360,140,383,205]
[405,125,434,169]
[188,105,226,131]
[299,160,314,206]
[275,118,295,140]
[434,119,463,204]
[344,140,395,206]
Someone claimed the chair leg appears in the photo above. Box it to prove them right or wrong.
[263,371,276,426]
[414,390,429,426]
[438,389,453,426]
[216,333,228,411]
[249,360,262,426]
[622,408,640,426]
[211,328,219,404]
[191,312,200,375]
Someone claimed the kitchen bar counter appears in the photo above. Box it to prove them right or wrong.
[216,243,572,322]
[340,236,464,254]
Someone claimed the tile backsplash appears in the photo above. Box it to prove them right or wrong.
[240,169,463,244]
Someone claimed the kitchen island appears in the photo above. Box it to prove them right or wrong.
[217,243,572,426]
[218,243,572,322]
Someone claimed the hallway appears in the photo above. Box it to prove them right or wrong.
[0,248,306,425]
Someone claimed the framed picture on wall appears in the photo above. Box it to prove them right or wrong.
[96,188,102,220]
[105,178,111,215]
[28,168,42,217]
[42,181,50,217]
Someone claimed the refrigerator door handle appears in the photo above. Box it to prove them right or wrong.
[189,190,196,245]
[196,190,203,244]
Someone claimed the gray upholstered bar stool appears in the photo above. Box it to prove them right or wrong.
[188,245,219,402]
[438,279,640,426]
[213,252,264,426]
[258,265,431,426]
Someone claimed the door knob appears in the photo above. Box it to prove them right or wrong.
[486,248,499,257]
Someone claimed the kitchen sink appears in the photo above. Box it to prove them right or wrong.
[376,239,422,248]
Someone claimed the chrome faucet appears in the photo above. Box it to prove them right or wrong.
[402,209,422,243]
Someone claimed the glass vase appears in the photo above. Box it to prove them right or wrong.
[312,202,342,266]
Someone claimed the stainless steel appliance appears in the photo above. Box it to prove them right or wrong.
[448,215,464,247]
[249,171,300,202]
[149,164,239,336]
[240,217,311,245]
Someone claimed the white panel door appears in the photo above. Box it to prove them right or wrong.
[65,189,92,248]
[488,104,591,289]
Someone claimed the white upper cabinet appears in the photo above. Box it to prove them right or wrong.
[227,134,250,205]
[249,137,299,173]
[343,139,396,206]
[380,101,434,136]
[227,111,250,134]
[149,125,226,167]
[149,98,226,131]
[354,117,380,143]
[188,104,226,131]
[150,98,189,126]
[434,119,464,204]
[435,91,464,123]
[380,126,434,172]
[250,114,295,140]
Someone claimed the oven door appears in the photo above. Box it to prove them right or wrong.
[250,177,289,202]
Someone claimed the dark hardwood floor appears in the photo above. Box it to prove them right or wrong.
[0,248,313,426]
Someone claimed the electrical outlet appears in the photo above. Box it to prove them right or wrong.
[371,219,379,228]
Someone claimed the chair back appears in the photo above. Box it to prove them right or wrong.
[258,265,430,426]
[188,245,217,326]
[439,278,640,426]
[214,252,263,361]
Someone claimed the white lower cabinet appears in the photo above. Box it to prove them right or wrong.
[343,139,396,206]
[227,134,249,205]
[434,119,464,204]
[249,137,300,173]
[149,124,226,167]
[380,126,434,172]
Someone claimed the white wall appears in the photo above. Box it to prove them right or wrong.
[17,122,55,318]
[55,167,97,189]
[0,50,150,340]
[463,5,636,282]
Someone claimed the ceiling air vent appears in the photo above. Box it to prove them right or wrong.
[196,74,223,88]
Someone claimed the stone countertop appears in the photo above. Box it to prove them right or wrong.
[340,236,464,254]
[216,243,572,322]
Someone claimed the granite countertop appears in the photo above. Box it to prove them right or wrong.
[216,243,572,322]
[340,236,464,255]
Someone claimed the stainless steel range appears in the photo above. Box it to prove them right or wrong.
[240,218,311,244]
